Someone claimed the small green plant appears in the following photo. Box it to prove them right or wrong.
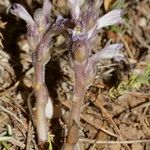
[109,63,150,98]
[0,125,13,150]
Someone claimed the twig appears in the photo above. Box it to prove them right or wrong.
[118,33,135,61]
[0,81,19,96]
[26,121,34,150]
[0,67,33,96]
[0,105,27,130]
[79,138,150,144]
[81,113,118,138]
[27,91,36,127]
[90,99,124,139]
[125,91,150,98]
[61,100,118,138]
[90,98,131,150]
[9,138,25,149]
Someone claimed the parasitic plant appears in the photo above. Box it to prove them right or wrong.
[9,0,125,149]
[64,0,124,149]
[9,0,67,147]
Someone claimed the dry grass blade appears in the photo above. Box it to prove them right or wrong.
[90,98,131,150]
[9,138,25,149]
[79,138,150,144]
[61,100,118,138]
[0,136,12,141]
[0,105,27,130]
[26,121,34,150]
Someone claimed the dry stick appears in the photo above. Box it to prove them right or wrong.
[0,67,33,96]
[118,33,135,61]
[79,138,150,144]
[26,121,33,150]
[113,92,150,118]
[9,138,25,149]
[91,98,131,150]
[61,100,118,138]
[91,99,123,138]
[27,91,36,127]
[0,105,27,130]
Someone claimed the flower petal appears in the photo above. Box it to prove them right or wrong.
[10,3,34,26]
[87,24,97,39]
[34,8,43,26]
[68,0,84,20]
[87,9,124,39]
[91,43,124,62]
[97,9,124,29]
[34,0,51,32]
[42,0,51,21]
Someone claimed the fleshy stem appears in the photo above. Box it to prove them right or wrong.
[33,20,69,146]
[34,59,48,144]
[64,66,86,150]
[64,36,89,149]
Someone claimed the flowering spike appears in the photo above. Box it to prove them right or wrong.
[10,3,35,27]
[9,1,58,144]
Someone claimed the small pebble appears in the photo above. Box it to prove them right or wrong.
[139,17,147,27]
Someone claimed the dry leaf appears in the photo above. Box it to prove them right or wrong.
[104,0,114,11]
[0,20,7,29]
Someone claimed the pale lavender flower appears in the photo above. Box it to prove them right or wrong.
[87,9,124,39]
[10,3,35,27]
[9,0,54,119]
[64,1,125,148]
[10,0,52,49]
[10,0,54,143]
[10,0,51,29]
[90,43,124,62]
[67,0,125,87]
[97,9,124,29]
[34,0,51,33]
[84,44,123,87]
[68,0,85,20]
